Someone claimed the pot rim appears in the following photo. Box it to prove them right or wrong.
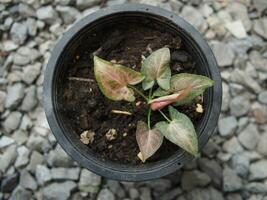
[44,3,222,181]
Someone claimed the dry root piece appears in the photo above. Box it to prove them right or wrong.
[135,101,141,106]
[80,130,95,144]
[146,44,153,54]
[141,55,146,64]
[196,103,204,113]
[105,129,117,141]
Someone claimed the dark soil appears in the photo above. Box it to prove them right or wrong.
[59,23,203,165]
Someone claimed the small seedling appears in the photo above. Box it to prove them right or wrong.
[94,48,214,162]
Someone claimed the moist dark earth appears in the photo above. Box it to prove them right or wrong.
[59,24,203,165]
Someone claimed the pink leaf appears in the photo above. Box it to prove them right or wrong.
[149,86,192,111]
[136,121,163,162]
[94,56,144,102]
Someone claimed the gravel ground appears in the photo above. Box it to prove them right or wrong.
[1,0,267,200]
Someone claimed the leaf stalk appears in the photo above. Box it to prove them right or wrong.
[158,110,171,123]
[128,85,149,101]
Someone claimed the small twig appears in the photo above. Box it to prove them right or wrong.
[111,110,132,116]
[147,88,153,129]
[68,77,94,83]
[147,108,152,129]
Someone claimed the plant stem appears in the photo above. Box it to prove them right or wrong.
[128,85,148,101]
[158,110,171,123]
[147,108,151,129]
[148,87,153,101]
[147,87,153,129]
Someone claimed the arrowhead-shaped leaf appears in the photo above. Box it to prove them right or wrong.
[141,48,171,90]
[136,121,163,162]
[153,73,214,105]
[149,86,192,111]
[152,88,170,97]
[94,56,145,102]
[155,106,198,156]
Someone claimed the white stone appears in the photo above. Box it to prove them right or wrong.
[223,167,242,192]
[43,181,76,200]
[0,91,6,113]
[37,6,59,24]
[1,40,18,51]
[257,133,267,156]
[0,136,14,148]
[97,188,115,200]
[223,137,243,154]
[249,160,267,181]
[35,164,52,185]
[230,68,261,93]
[22,62,42,84]
[253,18,267,40]
[0,145,17,172]
[51,167,80,181]
[10,22,27,45]
[181,6,205,32]
[200,4,213,18]
[226,20,247,39]
[20,170,38,190]
[21,86,38,111]
[5,83,25,109]
[258,91,267,104]
[76,0,100,10]
[3,112,22,132]
[56,6,80,24]
[227,2,251,31]
[238,124,260,150]
[12,130,28,145]
[211,41,235,67]
[15,146,30,168]
[218,116,237,138]
[79,169,101,192]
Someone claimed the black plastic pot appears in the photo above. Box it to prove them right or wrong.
[44,4,222,181]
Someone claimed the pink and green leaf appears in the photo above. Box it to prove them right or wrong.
[136,121,163,162]
[94,56,144,102]
[155,106,198,156]
[141,48,171,90]
[148,86,192,111]
[153,73,214,105]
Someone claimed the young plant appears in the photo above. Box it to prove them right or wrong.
[94,48,214,162]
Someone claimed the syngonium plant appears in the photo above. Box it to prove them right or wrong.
[94,48,214,162]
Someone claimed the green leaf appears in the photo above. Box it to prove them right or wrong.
[173,89,204,106]
[153,73,213,105]
[171,73,213,105]
[152,87,170,97]
[94,56,144,102]
[155,106,198,156]
[157,67,171,90]
[136,121,163,162]
[141,48,171,90]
